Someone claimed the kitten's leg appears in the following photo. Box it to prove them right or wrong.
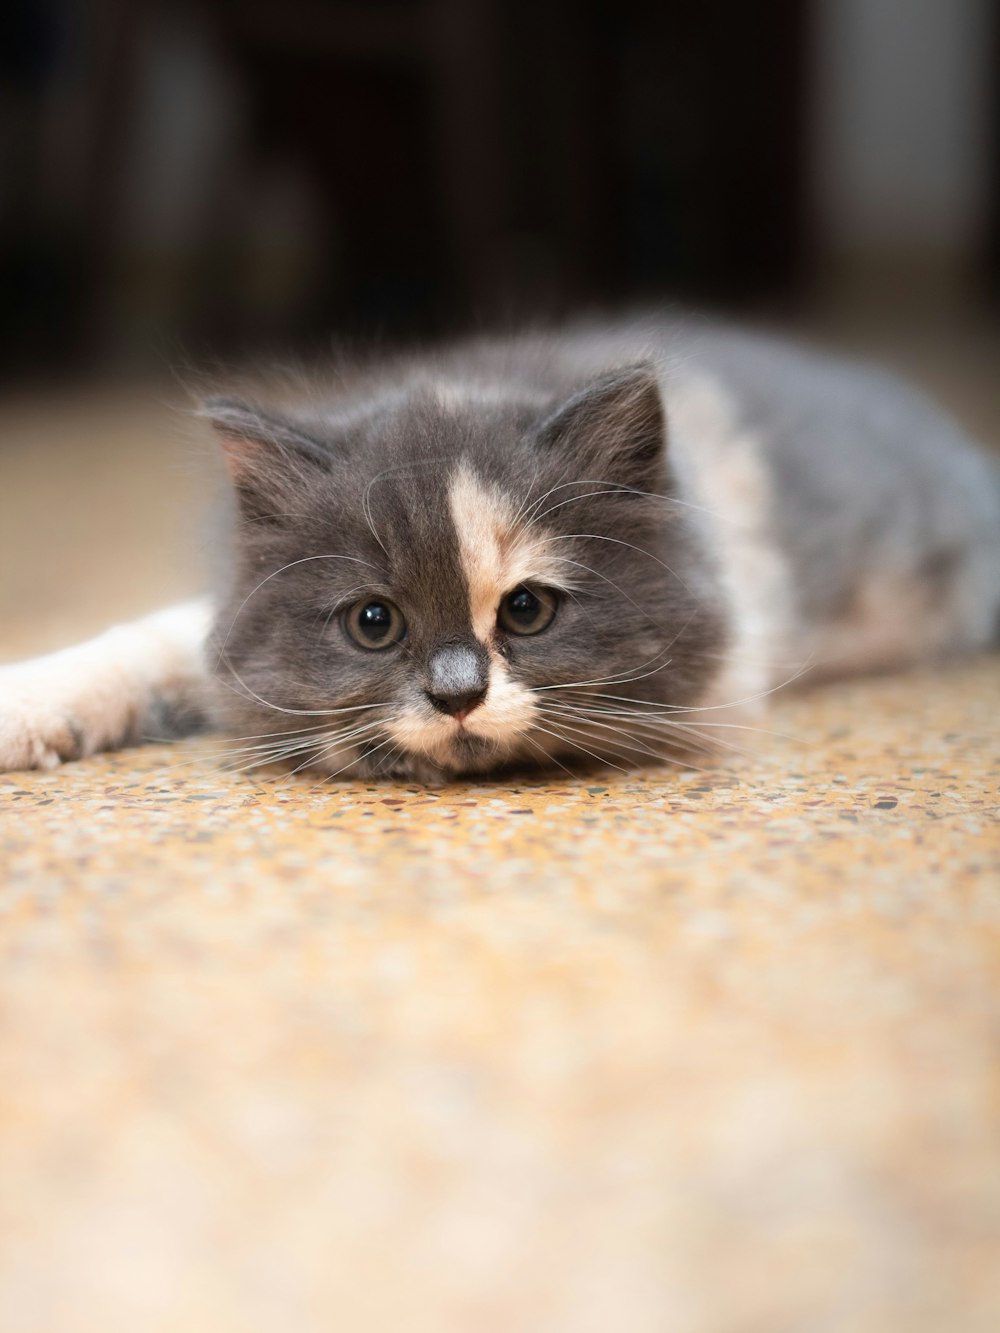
[0,599,214,772]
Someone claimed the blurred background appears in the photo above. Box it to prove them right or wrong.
[3,13,1000,1332]
[1,0,997,379]
[1,0,999,654]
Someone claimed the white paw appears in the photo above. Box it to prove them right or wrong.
[0,656,134,773]
[0,602,213,773]
[0,700,81,769]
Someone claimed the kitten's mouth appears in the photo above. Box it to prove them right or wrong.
[383,686,537,775]
[449,728,492,753]
[432,724,507,774]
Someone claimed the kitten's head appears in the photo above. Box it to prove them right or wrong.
[205,361,727,780]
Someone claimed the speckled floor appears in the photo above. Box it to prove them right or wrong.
[1,371,999,1332]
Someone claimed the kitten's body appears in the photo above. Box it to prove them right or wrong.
[2,318,998,779]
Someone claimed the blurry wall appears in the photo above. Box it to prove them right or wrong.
[811,0,994,299]
[0,0,996,385]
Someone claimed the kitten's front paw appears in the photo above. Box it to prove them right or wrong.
[0,694,84,770]
[0,661,131,772]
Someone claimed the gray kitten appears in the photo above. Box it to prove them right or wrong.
[2,318,998,780]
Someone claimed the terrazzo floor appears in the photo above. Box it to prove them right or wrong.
[1,369,999,1332]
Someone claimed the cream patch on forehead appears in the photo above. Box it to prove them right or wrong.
[447,461,572,641]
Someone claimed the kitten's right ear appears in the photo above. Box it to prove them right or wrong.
[533,363,668,490]
[201,397,331,519]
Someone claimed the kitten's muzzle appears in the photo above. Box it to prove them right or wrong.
[424,644,489,721]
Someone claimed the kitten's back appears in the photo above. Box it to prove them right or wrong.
[376,316,1000,682]
[535,317,1000,680]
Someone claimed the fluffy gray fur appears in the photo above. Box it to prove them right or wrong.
[1,316,997,779]
[200,317,1000,779]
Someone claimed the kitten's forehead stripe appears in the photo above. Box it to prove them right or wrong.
[447,462,574,643]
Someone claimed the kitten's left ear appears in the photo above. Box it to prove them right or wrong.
[201,397,334,521]
[534,363,668,489]
[202,397,332,474]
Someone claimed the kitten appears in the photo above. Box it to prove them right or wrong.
[2,318,998,780]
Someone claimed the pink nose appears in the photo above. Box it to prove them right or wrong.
[425,687,487,719]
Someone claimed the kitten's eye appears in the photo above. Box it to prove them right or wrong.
[345,599,406,650]
[497,585,558,636]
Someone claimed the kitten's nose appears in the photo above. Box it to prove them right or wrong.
[425,645,488,720]
[426,687,487,718]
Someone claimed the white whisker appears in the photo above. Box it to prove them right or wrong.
[308,735,399,790]
[546,706,745,761]
[532,648,675,695]
[542,554,675,632]
[528,722,630,774]
[526,481,717,527]
[362,454,455,559]
[283,722,385,779]
[545,532,693,596]
[215,652,387,718]
[521,732,577,778]
[540,710,668,764]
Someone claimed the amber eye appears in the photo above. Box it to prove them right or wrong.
[497,585,558,636]
[345,599,406,650]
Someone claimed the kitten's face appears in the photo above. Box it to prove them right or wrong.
[207,365,726,779]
